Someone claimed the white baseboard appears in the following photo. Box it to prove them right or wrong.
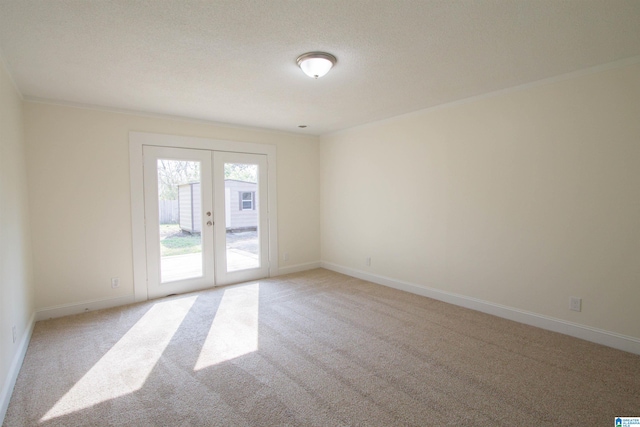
[35,294,136,321]
[1,312,36,425]
[276,261,321,276]
[321,261,640,355]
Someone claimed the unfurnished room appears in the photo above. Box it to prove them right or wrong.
[1,1,639,426]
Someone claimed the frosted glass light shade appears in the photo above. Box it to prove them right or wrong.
[297,52,337,79]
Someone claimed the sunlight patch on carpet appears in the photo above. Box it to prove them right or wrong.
[41,296,196,421]
[195,282,259,370]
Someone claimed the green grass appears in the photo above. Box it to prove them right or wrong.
[160,224,202,257]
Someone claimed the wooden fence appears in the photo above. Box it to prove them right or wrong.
[159,199,179,224]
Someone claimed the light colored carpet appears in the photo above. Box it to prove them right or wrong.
[4,269,640,426]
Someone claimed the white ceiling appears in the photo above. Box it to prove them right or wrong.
[1,0,639,136]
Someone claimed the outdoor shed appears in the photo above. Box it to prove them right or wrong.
[225,179,258,230]
[178,182,201,233]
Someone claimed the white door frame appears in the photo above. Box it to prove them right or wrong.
[143,146,215,298]
[129,131,278,302]
[213,151,269,286]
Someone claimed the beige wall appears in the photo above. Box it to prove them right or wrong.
[25,103,320,309]
[0,61,34,414]
[320,63,640,339]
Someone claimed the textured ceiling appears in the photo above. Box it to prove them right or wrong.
[1,0,640,135]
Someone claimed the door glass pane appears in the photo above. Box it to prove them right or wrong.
[157,159,203,282]
[224,163,259,272]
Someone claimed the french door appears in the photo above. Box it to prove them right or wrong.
[143,146,269,299]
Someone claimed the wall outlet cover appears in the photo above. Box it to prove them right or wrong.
[570,297,582,312]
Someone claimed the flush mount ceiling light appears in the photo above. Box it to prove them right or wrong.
[296,52,337,79]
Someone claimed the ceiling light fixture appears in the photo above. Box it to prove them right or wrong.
[296,52,337,79]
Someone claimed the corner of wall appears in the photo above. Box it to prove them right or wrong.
[0,314,35,423]
[0,53,37,426]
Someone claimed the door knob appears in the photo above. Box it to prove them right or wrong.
[207,221,213,226]
[206,211,212,216]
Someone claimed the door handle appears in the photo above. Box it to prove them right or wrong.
[207,221,213,226]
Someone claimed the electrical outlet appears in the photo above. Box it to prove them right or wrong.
[570,297,582,312]
[111,277,120,289]
[283,252,289,261]
[366,257,371,267]
[12,326,16,344]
